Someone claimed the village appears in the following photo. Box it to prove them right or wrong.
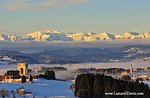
[76,65,150,81]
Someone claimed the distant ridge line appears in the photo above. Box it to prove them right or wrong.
[0,30,150,42]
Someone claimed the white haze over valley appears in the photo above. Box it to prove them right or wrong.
[0,39,150,54]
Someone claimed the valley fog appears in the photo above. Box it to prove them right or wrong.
[0,39,150,54]
[0,40,150,64]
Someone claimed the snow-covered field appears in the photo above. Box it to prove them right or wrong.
[0,79,74,98]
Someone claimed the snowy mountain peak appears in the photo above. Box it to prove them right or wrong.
[124,32,139,35]
[24,30,72,42]
[0,34,5,40]
[0,34,18,41]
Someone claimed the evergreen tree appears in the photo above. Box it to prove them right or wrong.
[74,74,81,96]
[79,74,93,97]
[93,74,104,98]
[45,70,51,80]
[143,84,150,97]
[50,71,55,80]
[126,81,134,92]
[105,76,114,92]
[21,75,26,83]
[134,79,142,92]
[44,70,56,80]
[29,75,33,82]
[111,80,119,92]
[74,73,150,98]
[119,80,127,92]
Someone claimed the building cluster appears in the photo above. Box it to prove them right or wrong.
[129,65,149,81]
[74,65,150,82]
[0,63,58,84]
[115,65,150,81]
[0,63,34,83]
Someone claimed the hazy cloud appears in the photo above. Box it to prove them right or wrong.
[0,26,9,32]
[3,0,92,10]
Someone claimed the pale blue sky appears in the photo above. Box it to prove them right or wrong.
[0,0,150,35]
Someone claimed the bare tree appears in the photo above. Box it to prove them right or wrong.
[0,89,9,98]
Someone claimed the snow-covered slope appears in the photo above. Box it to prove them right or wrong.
[0,55,17,65]
[0,79,74,98]
[2,31,150,42]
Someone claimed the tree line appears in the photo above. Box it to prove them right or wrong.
[75,74,150,98]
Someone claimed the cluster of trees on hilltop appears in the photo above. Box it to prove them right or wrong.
[96,68,128,74]
[75,74,150,98]
[39,70,55,80]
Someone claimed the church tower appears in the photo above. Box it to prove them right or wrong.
[130,65,133,74]
[18,63,28,76]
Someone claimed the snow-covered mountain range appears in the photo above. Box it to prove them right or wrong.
[1,31,150,42]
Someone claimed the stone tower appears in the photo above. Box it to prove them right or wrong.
[130,65,133,74]
[18,63,28,76]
